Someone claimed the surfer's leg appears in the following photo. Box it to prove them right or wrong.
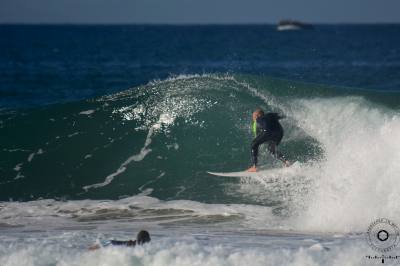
[251,133,268,166]
[267,141,288,164]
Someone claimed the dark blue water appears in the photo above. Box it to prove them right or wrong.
[1,24,400,108]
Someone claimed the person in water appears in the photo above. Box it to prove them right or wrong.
[89,230,151,250]
[247,108,290,172]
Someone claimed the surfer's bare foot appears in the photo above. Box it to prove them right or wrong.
[283,160,290,167]
[246,166,257,172]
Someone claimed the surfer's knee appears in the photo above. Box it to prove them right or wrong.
[250,142,258,152]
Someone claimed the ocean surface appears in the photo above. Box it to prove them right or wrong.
[1,24,400,265]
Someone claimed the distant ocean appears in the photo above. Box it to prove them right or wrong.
[1,25,400,265]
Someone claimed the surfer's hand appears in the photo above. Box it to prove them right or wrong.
[283,160,290,167]
[88,244,100,251]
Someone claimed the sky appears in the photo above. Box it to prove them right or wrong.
[1,0,400,24]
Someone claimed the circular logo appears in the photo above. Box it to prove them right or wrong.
[367,218,400,253]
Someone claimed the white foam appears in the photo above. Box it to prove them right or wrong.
[4,149,30,153]
[109,75,217,132]
[0,195,276,230]
[0,234,368,266]
[14,172,24,180]
[83,166,127,191]
[138,172,166,192]
[167,143,179,150]
[83,127,154,191]
[27,152,35,162]
[27,149,44,163]
[308,243,326,251]
[13,163,23,171]
[286,97,400,232]
[68,132,80,138]
[79,110,95,115]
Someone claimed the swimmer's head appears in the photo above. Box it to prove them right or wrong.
[136,230,151,245]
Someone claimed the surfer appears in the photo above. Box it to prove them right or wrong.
[88,230,151,250]
[247,108,290,172]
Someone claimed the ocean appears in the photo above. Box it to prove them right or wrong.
[1,24,400,265]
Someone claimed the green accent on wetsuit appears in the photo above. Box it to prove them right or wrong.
[252,121,257,137]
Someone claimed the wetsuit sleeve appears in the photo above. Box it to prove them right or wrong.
[110,240,136,246]
[270,113,285,120]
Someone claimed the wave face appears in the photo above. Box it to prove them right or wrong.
[1,74,400,233]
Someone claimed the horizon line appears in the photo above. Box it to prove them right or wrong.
[1,22,400,26]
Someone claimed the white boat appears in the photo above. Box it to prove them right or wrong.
[277,20,313,31]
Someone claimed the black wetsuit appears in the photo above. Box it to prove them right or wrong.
[110,240,136,246]
[100,231,150,248]
[251,113,286,166]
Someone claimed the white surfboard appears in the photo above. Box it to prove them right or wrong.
[207,161,300,178]
[207,169,269,177]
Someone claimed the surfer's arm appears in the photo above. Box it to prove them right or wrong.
[110,240,136,246]
[88,239,136,250]
[88,244,101,250]
[270,113,286,120]
[88,240,111,250]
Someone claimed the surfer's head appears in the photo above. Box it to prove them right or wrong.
[136,230,151,245]
[253,108,264,121]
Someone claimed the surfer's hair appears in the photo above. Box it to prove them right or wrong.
[136,230,151,245]
[254,108,264,116]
